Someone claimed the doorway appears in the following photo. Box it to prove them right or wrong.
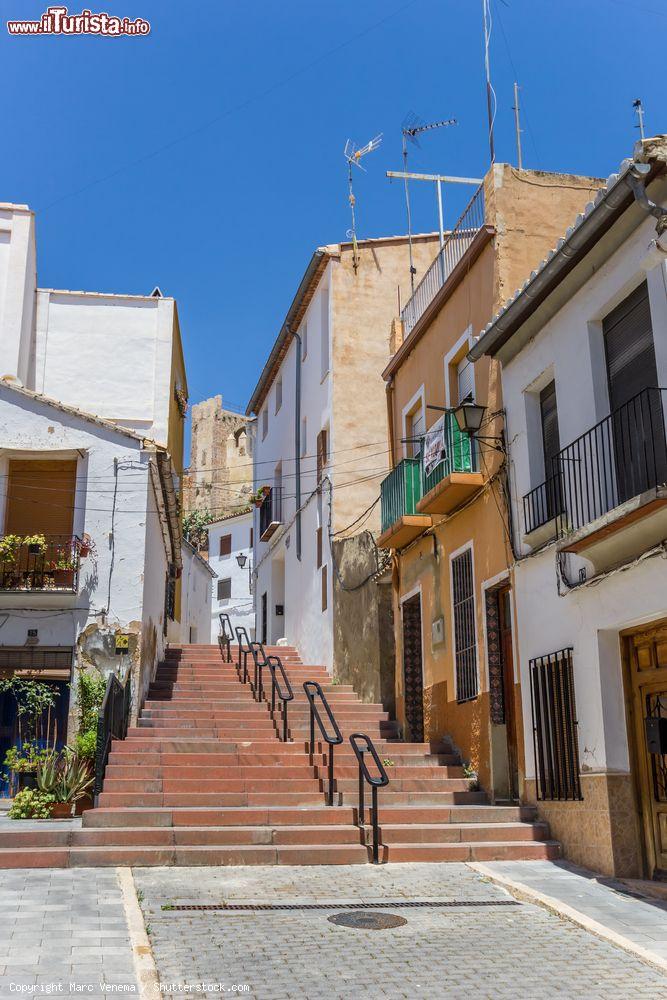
[486,584,519,801]
[623,618,667,878]
[261,592,268,645]
[401,593,424,743]
[498,586,519,800]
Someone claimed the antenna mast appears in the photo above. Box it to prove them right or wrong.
[401,114,457,293]
[513,82,523,170]
[482,0,495,164]
[633,98,646,141]
[343,133,383,272]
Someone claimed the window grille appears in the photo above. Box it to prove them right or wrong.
[529,647,582,801]
[452,548,478,702]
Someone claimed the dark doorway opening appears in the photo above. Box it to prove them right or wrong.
[401,593,424,743]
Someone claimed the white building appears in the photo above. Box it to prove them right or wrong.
[207,509,254,643]
[470,137,667,879]
[246,234,440,694]
[0,201,193,761]
[178,540,215,645]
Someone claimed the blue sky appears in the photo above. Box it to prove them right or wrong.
[2,0,664,420]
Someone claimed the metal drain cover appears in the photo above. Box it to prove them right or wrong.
[328,910,407,930]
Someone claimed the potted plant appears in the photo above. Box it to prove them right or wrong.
[24,533,47,556]
[4,743,55,791]
[0,534,21,564]
[252,485,271,508]
[36,750,94,818]
[7,788,56,820]
[78,534,96,559]
[53,555,76,589]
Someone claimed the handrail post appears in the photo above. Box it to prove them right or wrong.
[309,701,315,757]
[371,785,380,864]
[283,699,288,743]
[327,744,335,807]
[358,748,365,826]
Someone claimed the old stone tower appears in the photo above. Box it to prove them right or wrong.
[183,396,253,518]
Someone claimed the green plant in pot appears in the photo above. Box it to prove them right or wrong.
[35,750,94,818]
[24,533,47,556]
[0,534,21,564]
[72,669,106,763]
[0,676,60,793]
[8,788,55,819]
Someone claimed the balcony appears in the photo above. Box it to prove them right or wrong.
[259,486,282,542]
[401,184,486,337]
[416,413,484,516]
[0,535,81,593]
[378,459,432,550]
[523,387,667,569]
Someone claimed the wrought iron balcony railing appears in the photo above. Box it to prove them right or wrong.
[421,412,477,496]
[0,535,82,592]
[523,387,667,537]
[380,459,422,534]
[401,183,485,337]
[259,486,283,541]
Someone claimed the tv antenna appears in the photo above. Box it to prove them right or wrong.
[344,133,383,272]
[633,98,646,141]
[401,113,457,292]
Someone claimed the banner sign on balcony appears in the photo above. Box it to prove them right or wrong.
[424,416,446,476]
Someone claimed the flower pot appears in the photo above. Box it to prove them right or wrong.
[51,802,74,819]
[74,794,93,816]
[53,568,75,589]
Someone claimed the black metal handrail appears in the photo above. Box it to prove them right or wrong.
[523,386,667,536]
[303,680,343,806]
[218,612,233,663]
[94,671,131,801]
[249,641,268,702]
[267,655,294,742]
[349,733,389,864]
[235,626,252,683]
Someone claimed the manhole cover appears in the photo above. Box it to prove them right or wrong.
[327,910,407,930]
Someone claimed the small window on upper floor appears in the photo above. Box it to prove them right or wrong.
[219,534,232,558]
[275,377,283,415]
[405,400,425,459]
[217,578,232,602]
[457,357,475,404]
[316,428,328,482]
[262,408,268,440]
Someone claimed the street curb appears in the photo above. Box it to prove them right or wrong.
[118,866,161,998]
[468,862,667,976]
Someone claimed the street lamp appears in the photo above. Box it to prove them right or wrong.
[452,397,487,435]
[236,553,248,569]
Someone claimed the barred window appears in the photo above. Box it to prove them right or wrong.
[530,647,582,801]
[452,548,478,702]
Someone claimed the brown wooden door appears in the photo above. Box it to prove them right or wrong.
[625,620,667,878]
[498,586,519,800]
[401,594,424,743]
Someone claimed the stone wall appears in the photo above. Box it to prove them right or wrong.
[183,396,253,520]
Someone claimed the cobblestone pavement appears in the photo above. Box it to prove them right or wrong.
[0,868,138,999]
[134,863,667,1000]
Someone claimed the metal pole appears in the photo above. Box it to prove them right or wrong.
[283,702,288,743]
[436,178,446,284]
[358,751,365,826]
[482,0,495,164]
[328,745,335,806]
[402,133,416,294]
[371,785,380,864]
[309,703,315,757]
[513,82,523,170]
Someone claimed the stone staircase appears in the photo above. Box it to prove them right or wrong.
[0,643,559,867]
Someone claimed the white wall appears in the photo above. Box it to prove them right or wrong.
[0,384,156,649]
[208,511,254,643]
[33,290,177,447]
[178,540,214,645]
[253,265,333,666]
[0,205,35,385]
[498,211,667,783]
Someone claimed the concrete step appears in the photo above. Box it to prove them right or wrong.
[378,841,561,863]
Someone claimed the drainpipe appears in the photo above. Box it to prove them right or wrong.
[291,325,303,561]
[386,378,396,470]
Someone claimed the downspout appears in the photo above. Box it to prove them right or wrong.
[386,377,396,470]
[291,325,303,561]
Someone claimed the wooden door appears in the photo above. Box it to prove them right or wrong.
[401,594,424,743]
[498,587,519,800]
[625,619,667,878]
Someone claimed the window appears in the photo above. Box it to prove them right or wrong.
[219,534,232,558]
[201,450,207,468]
[249,526,253,548]
[262,408,268,440]
[217,578,232,602]
[320,288,330,380]
[405,402,425,459]
[529,647,582,801]
[539,380,563,520]
[301,416,307,457]
[316,428,328,482]
[457,358,474,403]
[316,526,322,569]
[451,548,478,702]
[321,564,328,612]
[302,322,308,361]
[275,377,283,414]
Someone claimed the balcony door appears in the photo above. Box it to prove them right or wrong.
[603,282,667,504]
[4,459,76,536]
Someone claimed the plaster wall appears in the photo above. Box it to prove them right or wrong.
[207,512,254,643]
[176,541,214,645]
[0,205,35,385]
